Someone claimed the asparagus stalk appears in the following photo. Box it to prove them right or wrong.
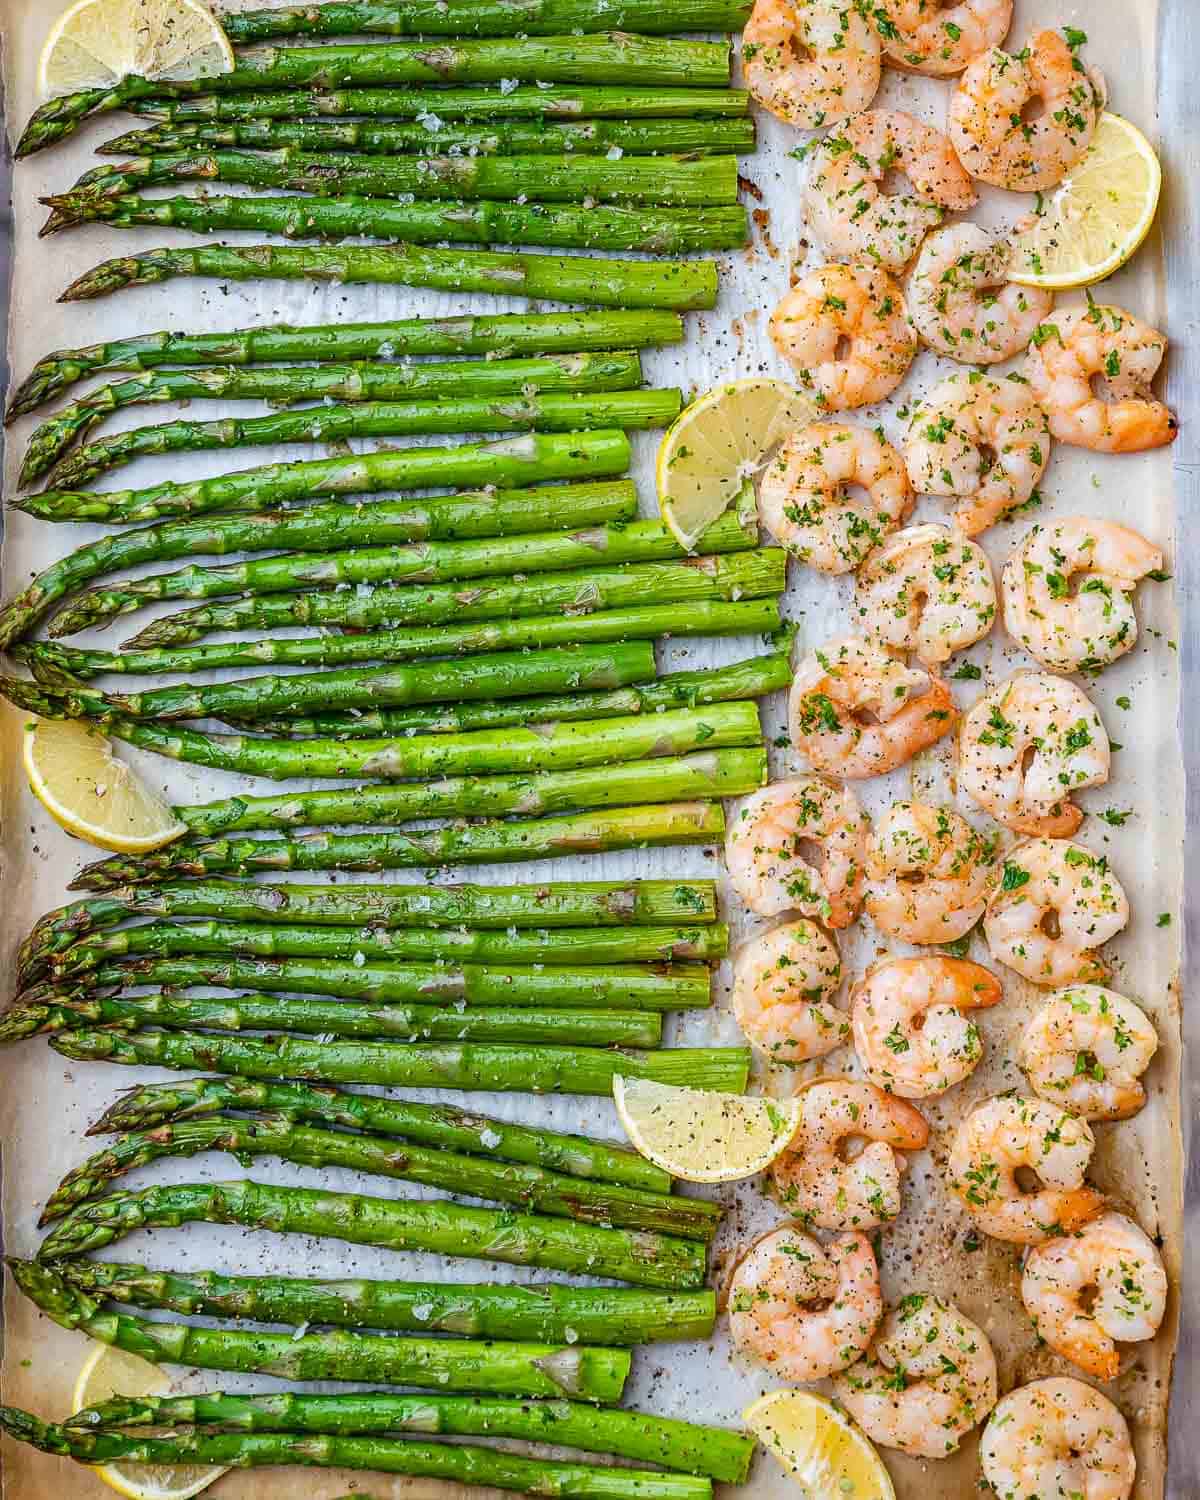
[69,801,725,888]
[87,1075,670,1188]
[20,877,718,988]
[22,351,645,485]
[49,1029,752,1095]
[103,116,756,157]
[57,244,720,313]
[8,309,683,419]
[0,1408,712,1500]
[5,1259,630,1398]
[64,148,739,207]
[222,0,750,40]
[41,189,748,260]
[37,1177,709,1287]
[54,1257,710,1343]
[63,1389,751,1482]
[15,429,633,525]
[40,1111,721,1240]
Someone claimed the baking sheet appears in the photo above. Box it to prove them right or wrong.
[0,0,1187,1496]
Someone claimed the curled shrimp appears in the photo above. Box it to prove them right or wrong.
[948,30,1106,192]
[851,955,1002,1098]
[733,919,847,1065]
[873,0,1011,77]
[1021,1211,1168,1382]
[758,422,913,574]
[725,777,870,927]
[741,0,881,129]
[1024,303,1178,452]
[805,110,976,271]
[863,802,997,946]
[770,263,916,411]
[771,1078,929,1231]
[728,1226,882,1382]
[907,224,1054,364]
[984,838,1128,987]
[854,523,996,666]
[902,370,1051,536]
[948,1095,1104,1244]
[958,672,1111,839]
[1001,516,1164,674]
[832,1295,998,1458]
[980,1377,1136,1500]
[788,635,957,779]
[1018,986,1158,1121]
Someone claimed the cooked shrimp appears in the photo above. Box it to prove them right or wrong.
[788,635,957,779]
[1001,516,1164,674]
[758,423,913,574]
[833,1295,998,1458]
[741,0,881,129]
[725,777,870,927]
[948,1095,1104,1244]
[980,1377,1136,1500]
[873,0,1011,76]
[854,523,996,665]
[769,263,917,410]
[958,672,1111,839]
[805,110,976,271]
[851,956,1002,1098]
[772,1078,929,1230]
[984,838,1128,987]
[1018,986,1158,1121]
[733,919,847,1065]
[902,370,1051,535]
[728,1226,882,1381]
[908,224,1054,363]
[1024,303,1177,452]
[864,801,997,946]
[948,30,1106,192]
[1021,1211,1167,1382]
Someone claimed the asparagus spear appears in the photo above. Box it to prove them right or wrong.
[49,1029,752,1095]
[69,801,725,888]
[57,244,720,313]
[37,1177,709,1287]
[55,1257,710,1343]
[5,1259,630,1398]
[222,0,750,40]
[8,309,683,419]
[40,189,748,260]
[40,1111,721,1239]
[15,429,633,525]
[63,1389,752,1482]
[64,148,739,207]
[103,117,756,158]
[0,1407,712,1500]
[22,351,644,484]
[20,877,718,988]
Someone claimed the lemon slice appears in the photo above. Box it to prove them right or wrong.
[612,1076,800,1183]
[23,717,187,854]
[71,1344,227,1500]
[744,1391,895,1500]
[39,0,234,100]
[1008,113,1162,289]
[656,378,817,550]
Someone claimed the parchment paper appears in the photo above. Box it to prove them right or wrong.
[0,1,1184,1496]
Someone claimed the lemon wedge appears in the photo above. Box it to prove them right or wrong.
[656,378,817,550]
[744,1390,895,1500]
[71,1344,227,1500]
[23,717,187,853]
[612,1077,800,1183]
[1008,113,1162,289]
[39,0,234,100]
